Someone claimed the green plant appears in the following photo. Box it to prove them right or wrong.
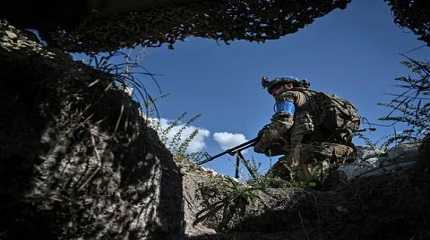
[195,177,266,230]
[177,129,199,156]
[158,112,187,144]
[244,157,260,180]
[378,56,430,147]
[149,112,211,162]
[247,174,291,189]
[168,113,202,153]
[194,162,325,230]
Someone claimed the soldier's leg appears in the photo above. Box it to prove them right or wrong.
[303,142,355,185]
[285,128,309,182]
[286,112,316,182]
[289,144,310,178]
[268,142,317,183]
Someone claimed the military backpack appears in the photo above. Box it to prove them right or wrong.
[292,88,360,145]
[312,92,360,145]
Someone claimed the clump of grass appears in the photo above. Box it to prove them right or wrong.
[74,49,163,122]
[195,177,266,230]
[168,113,202,154]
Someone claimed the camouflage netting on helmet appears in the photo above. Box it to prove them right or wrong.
[385,0,430,46]
[49,0,349,53]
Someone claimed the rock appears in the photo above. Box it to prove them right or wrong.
[0,20,55,57]
[355,146,385,160]
[183,172,217,236]
[338,143,419,179]
[4,30,17,39]
[386,142,420,160]
[0,21,183,240]
[417,134,430,172]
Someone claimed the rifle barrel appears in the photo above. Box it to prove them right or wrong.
[197,137,259,165]
[227,137,259,152]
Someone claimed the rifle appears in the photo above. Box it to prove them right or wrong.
[198,128,374,165]
[197,137,260,179]
[196,128,376,178]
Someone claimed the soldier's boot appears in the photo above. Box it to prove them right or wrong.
[266,156,292,181]
[304,143,354,187]
[282,144,317,184]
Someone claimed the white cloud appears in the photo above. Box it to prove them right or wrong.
[148,118,210,153]
[213,132,248,151]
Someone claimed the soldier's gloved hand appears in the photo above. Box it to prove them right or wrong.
[283,117,294,130]
[254,124,287,156]
[255,124,271,153]
[272,119,294,135]
[271,113,294,132]
[257,123,273,136]
[254,141,266,154]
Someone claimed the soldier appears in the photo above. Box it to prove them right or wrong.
[254,76,359,185]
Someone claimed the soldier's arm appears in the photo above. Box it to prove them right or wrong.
[255,91,300,154]
[271,91,302,129]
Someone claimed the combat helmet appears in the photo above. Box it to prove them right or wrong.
[261,76,310,93]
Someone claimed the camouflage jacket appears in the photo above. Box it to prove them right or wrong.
[271,87,359,146]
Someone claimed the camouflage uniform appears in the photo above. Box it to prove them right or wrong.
[255,83,355,183]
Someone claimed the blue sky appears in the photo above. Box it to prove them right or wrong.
[77,0,430,177]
